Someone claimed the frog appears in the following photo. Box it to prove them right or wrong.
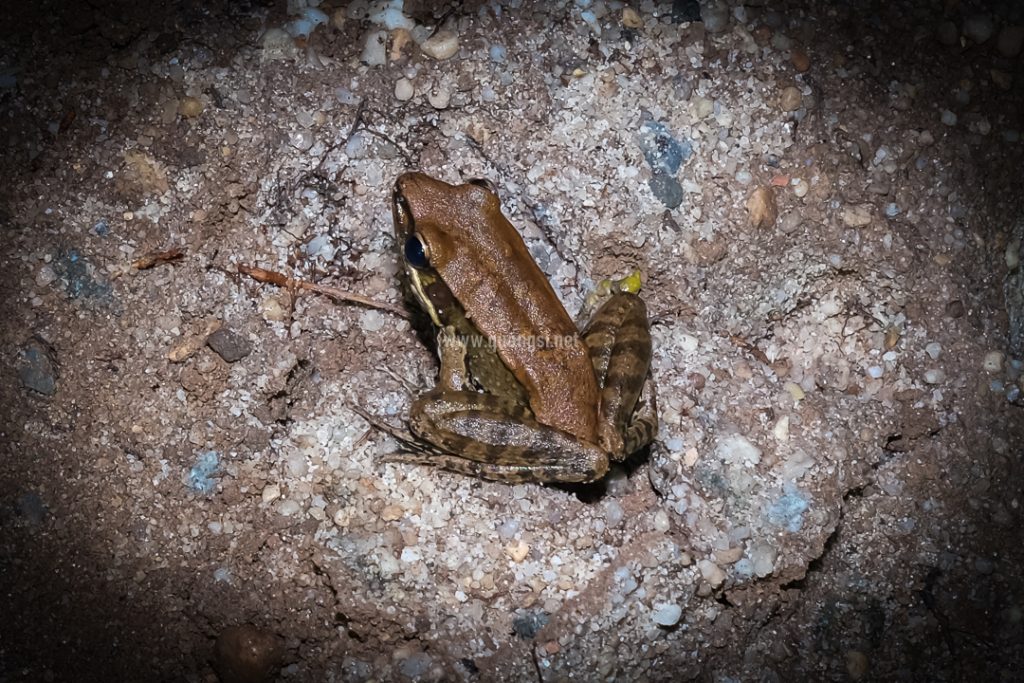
[359,172,658,484]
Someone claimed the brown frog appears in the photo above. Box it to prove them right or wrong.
[363,172,657,484]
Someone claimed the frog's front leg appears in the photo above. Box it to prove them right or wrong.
[391,390,610,484]
[582,292,658,458]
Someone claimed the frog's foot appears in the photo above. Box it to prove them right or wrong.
[579,269,644,324]
[351,405,434,456]
[378,366,422,394]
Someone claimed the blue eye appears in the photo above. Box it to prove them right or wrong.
[404,235,430,269]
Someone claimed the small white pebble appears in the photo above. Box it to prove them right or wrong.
[653,510,671,533]
[772,415,790,442]
[394,77,414,101]
[651,603,682,626]
[924,369,946,384]
[983,351,1004,372]
[866,365,884,379]
[261,483,281,504]
[792,179,809,198]
[277,499,301,516]
[420,30,459,60]
[925,342,942,360]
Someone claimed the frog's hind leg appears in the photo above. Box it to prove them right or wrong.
[401,390,611,484]
[582,292,657,459]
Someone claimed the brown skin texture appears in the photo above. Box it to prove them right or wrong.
[393,172,600,443]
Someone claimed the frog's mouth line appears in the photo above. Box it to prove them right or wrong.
[406,267,444,328]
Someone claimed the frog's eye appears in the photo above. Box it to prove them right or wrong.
[404,234,430,269]
[468,178,498,196]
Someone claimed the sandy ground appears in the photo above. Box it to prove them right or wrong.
[1,0,1022,681]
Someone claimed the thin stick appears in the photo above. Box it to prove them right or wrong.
[237,264,409,318]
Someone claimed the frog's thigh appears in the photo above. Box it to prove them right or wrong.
[582,292,653,457]
[407,390,609,484]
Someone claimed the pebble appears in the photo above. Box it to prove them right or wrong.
[506,540,530,562]
[845,650,869,680]
[289,129,314,151]
[790,49,810,72]
[285,7,329,39]
[622,7,643,29]
[997,26,1024,57]
[651,603,682,626]
[214,625,284,683]
[653,509,671,532]
[963,15,994,44]
[604,500,624,526]
[18,339,58,396]
[867,365,884,379]
[697,559,726,587]
[983,351,1004,372]
[277,499,301,516]
[397,651,433,680]
[923,369,945,384]
[420,30,459,60]
[178,96,204,118]
[330,8,346,31]
[780,86,802,112]
[638,121,691,175]
[702,3,729,33]
[772,415,790,442]
[427,84,451,109]
[261,484,281,504]
[488,44,507,63]
[672,0,701,23]
[648,173,683,209]
[925,342,942,360]
[749,542,777,577]
[381,504,403,521]
[841,204,872,227]
[260,28,299,61]
[361,30,387,66]
[941,109,957,126]
[884,203,899,217]
[188,451,220,494]
[792,179,809,198]
[716,434,761,466]
[207,327,252,362]
[746,186,778,229]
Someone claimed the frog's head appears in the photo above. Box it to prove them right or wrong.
[392,172,501,326]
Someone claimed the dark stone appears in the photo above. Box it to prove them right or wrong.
[648,173,684,209]
[512,610,549,640]
[207,327,252,362]
[672,0,701,23]
[18,338,58,395]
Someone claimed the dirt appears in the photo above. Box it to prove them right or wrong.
[1,1,1022,681]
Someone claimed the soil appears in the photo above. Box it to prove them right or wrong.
[1,1,1022,681]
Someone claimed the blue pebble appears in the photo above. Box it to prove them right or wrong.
[56,248,113,302]
[638,120,693,175]
[188,450,221,494]
[885,203,900,217]
[766,487,809,532]
[93,218,110,236]
[648,172,684,209]
[489,44,507,63]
